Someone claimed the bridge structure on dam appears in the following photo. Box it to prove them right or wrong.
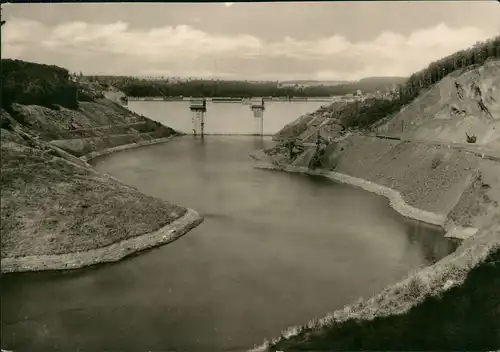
[189,98,207,137]
[189,97,266,137]
[250,97,265,136]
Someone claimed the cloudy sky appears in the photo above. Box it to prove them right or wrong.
[2,1,499,80]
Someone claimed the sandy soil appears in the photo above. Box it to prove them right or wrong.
[336,138,477,215]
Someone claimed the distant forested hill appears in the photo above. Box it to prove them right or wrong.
[87,76,406,98]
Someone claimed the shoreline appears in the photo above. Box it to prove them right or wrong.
[1,135,204,274]
[250,158,497,351]
[80,135,178,163]
[253,161,478,240]
[250,219,499,352]
[1,209,203,273]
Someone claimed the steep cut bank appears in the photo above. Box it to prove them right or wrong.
[376,58,500,150]
[1,59,203,273]
[260,59,500,237]
[251,46,500,351]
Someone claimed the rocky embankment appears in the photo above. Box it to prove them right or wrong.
[251,59,500,350]
[0,59,203,273]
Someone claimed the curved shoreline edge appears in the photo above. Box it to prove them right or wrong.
[249,220,499,352]
[80,135,177,163]
[1,208,203,273]
[253,161,478,240]
[1,135,204,274]
[250,158,497,352]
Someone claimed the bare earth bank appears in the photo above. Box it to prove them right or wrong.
[1,111,203,273]
[248,136,500,351]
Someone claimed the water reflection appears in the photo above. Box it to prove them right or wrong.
[404,220,459,264]
[253,136,266,150]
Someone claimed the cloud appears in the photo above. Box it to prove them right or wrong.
[1,17,496,80]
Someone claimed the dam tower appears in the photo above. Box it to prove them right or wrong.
[189,98,207,137]
[250,97,265,136]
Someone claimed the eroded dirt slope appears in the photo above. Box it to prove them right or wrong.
[377,59,500,148]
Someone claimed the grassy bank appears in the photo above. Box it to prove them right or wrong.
[1,209,202,273]
[1,138,188,258]
[0,59,202,272]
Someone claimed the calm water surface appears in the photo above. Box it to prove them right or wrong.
[1,136,458,352]
[128,100,327,134]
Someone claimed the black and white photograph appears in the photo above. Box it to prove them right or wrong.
[1,1,499,351]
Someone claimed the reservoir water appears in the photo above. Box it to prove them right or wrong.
[1,136,458,352]
[127,100,328,134]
